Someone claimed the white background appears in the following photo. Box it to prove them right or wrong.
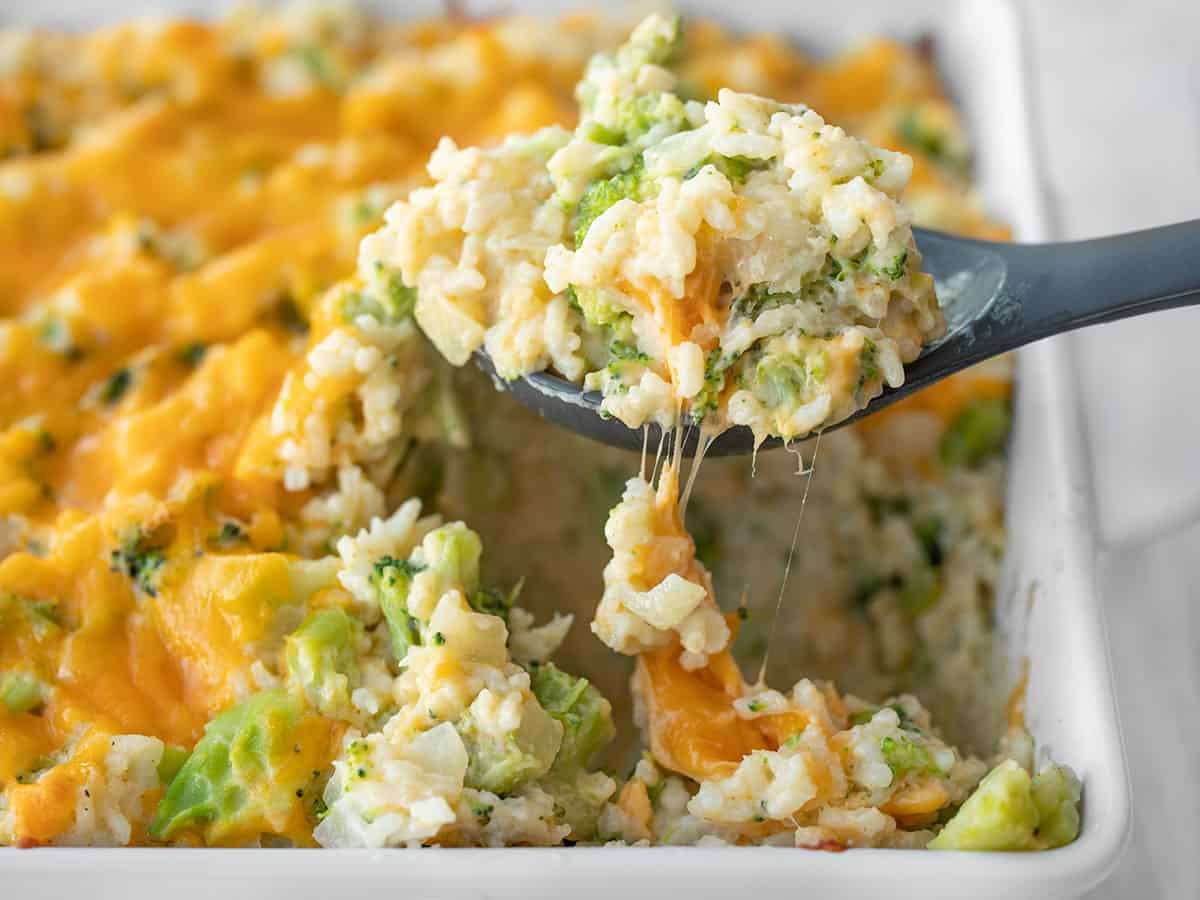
[1025,0,1200,896]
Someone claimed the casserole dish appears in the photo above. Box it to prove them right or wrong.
[1,0,1130,896]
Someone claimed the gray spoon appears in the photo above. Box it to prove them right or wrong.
[477,219,1200,456]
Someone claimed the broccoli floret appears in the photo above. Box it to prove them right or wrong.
[929,758,1081,851]
[881,250,909,280]
[468,581,521,624]
[149,690,320,843]
[110,529,167,597]
[880,734,945,778]
[572,158,652,247]
[341,275,417,326]
[530,662,615,773]
[98,367,133,405]
[607,340,649,363]
[619,14,683,70]
[750,349,829,409]
[856,338,880,390]
[285,608,361,718]
[687,154,770,184]
[1030,764,1082,849]
[157,744,189,784]
[690,349,735,424]
[898,565,942,617]
[940,397,1011,467]
[369,556,425,662]
[611,92,690,145]
[928,759,1039,850]
[456,700,562,796]
[421,523,483,596]
[0,672,44,714]
[731,283,802,321]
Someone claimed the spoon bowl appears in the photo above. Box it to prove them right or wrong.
[479,220,1200,456]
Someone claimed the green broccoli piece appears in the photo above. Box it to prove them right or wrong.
[930,759,1083,851]
[468,581,521,624]
[149,690,314,843]
[940,397,1011,467]
[341,274,417,326]
[1031,764,1082,849]
[422,522,482,595]
[751,349,829,409]
[928,759,1039,850]
[110,529,167,597]
[285,608,361,718]
[370,556,425,662]
[572,158,652,247]
[898,565,942,617]
[157,744,189,784]
[690,349,734,424]
[880,734,945,778]
[881,250,909,280]
[687,154,769,184]
[0,672,44,714]
[530,662,615,773]
[620,14,683,69]
[98,367,133,405]
[611,92,690,144]
[456,701,562,796]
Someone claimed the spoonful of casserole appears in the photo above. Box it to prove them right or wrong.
[358,14,1200,456]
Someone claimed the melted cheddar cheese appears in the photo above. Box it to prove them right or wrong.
[0,6,1011,847]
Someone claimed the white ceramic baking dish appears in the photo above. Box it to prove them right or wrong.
[2,0,1130,897]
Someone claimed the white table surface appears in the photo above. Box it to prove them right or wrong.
[1022,0,1200,896]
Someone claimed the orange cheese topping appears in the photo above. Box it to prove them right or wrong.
[0,10,1000,846]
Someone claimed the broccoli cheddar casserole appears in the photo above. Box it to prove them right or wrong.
[0,4,1079,852]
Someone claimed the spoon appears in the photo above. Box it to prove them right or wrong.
[477,219,1200,456]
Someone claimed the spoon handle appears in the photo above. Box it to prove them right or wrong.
[996,218,1200,348]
